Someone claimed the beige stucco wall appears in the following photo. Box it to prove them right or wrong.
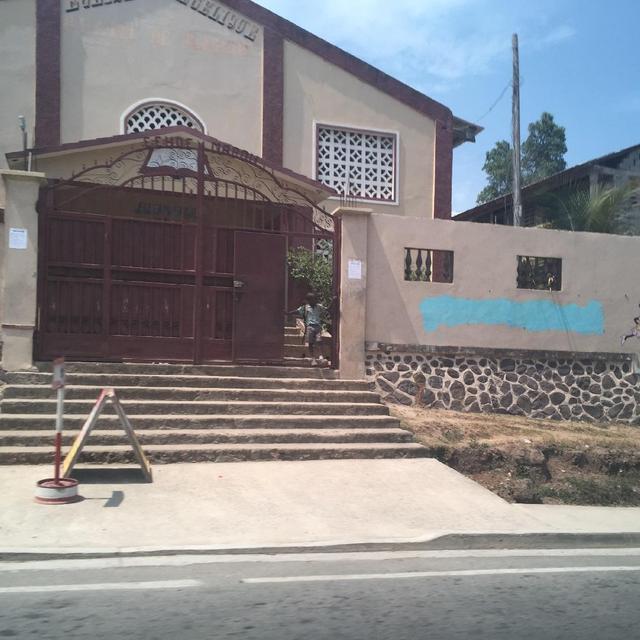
[1,171,46,371]
[60,0,263,154]
[283,42,437,218]
[0,0,37,209]
[361,213,640,354]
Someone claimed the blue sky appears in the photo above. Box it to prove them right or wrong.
[257,0,640,213]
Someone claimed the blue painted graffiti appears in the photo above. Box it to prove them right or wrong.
[419,296,604,335]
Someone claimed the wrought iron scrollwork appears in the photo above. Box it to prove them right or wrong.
[42,136,336,237]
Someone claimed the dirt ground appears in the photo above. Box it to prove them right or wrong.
[391,404,640,506]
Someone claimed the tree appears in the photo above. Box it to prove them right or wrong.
[521,112,567,183]
[545,182,639,234]
[476,140,512,204]
[476,112,567,204]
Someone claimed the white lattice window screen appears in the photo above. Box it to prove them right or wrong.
[317,126,396,201]
[125,103,204,134]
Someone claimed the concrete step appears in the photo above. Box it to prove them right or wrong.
[0,356,418,465]
[1,385,379,404]
[33,362,334,377]
[1,373,369,391]
[284,344,313,358]
[0,414,401,431]
[0,399,389,416]
[0,442,428,464]
[0,427,414,447]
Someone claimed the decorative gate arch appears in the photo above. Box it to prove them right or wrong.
[36,133,339,366]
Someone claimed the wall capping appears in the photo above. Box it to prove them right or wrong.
[365,342,634,363]
[1,324,37,331]
[1,170,47,180]
[332,207,373,218]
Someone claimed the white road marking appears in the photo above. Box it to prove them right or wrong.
[2,548,640,573]
[243,565,640,584]
[0,579,201,595]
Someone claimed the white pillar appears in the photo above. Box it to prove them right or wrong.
[1,170,47,371]
[334,207,371,380]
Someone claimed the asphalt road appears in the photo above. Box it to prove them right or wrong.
[1,548,640,639]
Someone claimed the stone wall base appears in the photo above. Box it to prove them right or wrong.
[366,348,640,425]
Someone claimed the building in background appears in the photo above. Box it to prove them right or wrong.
[455,143,640,233]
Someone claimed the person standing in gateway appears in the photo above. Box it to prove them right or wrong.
[288,293,327,366]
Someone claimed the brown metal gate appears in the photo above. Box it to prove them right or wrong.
[35,138,337,365]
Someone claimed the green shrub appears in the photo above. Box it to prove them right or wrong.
[287,246,333,310]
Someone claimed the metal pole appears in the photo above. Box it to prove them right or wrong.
[512,34,523,227]
[19,116,28,171]
[51,358,66,484]
[54,387,65,484]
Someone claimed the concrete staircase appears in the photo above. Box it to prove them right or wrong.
[0,356,425,465]
[282,323,330,362]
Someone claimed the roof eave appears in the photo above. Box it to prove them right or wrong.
[453,117,484,147]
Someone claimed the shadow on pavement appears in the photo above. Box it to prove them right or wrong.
[71,468,149,485]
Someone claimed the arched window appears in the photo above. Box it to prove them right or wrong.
[123,100,205,134]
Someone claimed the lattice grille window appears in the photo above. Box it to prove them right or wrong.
[125,103,204,134]
[317,126,396,202]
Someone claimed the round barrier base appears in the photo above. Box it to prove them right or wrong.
[34,478,82,505]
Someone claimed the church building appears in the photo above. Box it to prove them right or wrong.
[0,0,480,370]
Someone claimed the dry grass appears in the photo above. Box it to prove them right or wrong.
[391,405,640,451]
[391,405,640,506]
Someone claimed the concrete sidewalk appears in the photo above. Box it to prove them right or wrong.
[1,460,639,554]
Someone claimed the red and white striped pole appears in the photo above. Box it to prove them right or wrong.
[35,357,81,505]
[52,357,65,485]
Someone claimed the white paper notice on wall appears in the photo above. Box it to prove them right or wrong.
[348,259,363,280]
[9,228,28,250]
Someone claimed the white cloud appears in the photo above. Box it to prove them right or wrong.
[536,25,577,46]
[257,0,576,90]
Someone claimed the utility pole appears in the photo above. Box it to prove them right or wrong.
[511,33,523,227]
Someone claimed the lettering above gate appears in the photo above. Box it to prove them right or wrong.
[146,148,200,173]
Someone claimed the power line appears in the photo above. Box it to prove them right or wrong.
[476,81,511,122]
[476,76,526,123]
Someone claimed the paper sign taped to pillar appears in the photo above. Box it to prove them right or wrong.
[9,228,28,249]
[348,259,362,280]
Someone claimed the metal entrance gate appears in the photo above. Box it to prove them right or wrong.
[35,138,337,365]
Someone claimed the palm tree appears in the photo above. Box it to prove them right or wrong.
[546,181,639,234]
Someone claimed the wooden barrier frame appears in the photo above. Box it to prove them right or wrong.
[62,389,153,482]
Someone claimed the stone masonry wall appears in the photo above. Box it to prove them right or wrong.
[366,348,640,425]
